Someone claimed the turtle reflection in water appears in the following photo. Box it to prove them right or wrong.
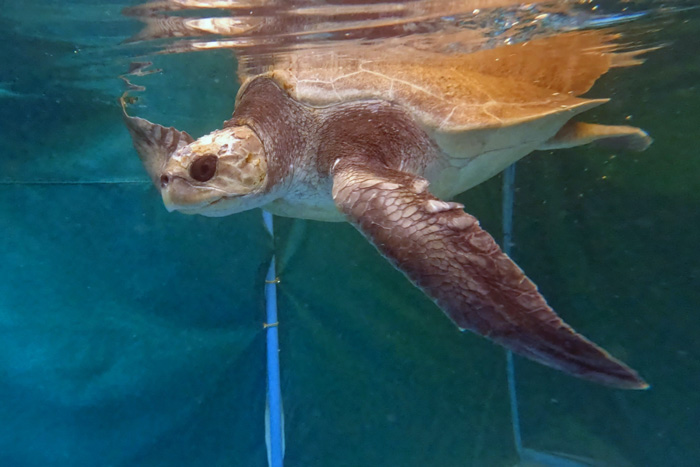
[123,30,652,389]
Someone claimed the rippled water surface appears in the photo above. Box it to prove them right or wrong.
[1,1,699,466]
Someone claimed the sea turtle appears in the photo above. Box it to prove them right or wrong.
[123,30,651,389]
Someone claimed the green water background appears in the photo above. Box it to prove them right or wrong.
[0,2,698,465]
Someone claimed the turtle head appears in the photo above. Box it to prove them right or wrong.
[158,125,269,216]
[122,102,271,217]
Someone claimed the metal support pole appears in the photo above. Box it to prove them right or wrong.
[502,164,523,457]
[263,210,284,467]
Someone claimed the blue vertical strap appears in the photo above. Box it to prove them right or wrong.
[262,210,284,467]
[502,164,523,457]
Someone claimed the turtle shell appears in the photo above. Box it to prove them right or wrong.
[237,29,646,194]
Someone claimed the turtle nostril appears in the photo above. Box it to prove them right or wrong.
[160,174,170,188]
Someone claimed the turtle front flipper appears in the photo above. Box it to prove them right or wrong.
[121,97,194,187]
[332,160,648,389]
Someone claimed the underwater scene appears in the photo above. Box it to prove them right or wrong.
[1,0,699,465]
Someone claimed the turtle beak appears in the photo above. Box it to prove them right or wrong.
[159,174,182,212]
[159,173,222,214]
[161,189,179,213]
[160,174,194,213]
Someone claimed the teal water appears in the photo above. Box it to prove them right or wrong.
[1,1,699,466]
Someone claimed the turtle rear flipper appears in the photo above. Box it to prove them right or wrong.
[332,159,648,390]
[540,120,652,152]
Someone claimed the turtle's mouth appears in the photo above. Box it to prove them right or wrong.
[160,176,234,215]
[165,196,240,216]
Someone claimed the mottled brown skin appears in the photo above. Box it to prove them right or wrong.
[124,76,648,389]
[224,78,316,190]
[224,78,436,188]
[309,82,645,389]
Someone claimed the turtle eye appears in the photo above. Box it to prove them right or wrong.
[189,155,217,182]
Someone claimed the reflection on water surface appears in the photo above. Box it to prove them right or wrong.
[122,0,664,61]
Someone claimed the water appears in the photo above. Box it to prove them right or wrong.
[1,1,699,465]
